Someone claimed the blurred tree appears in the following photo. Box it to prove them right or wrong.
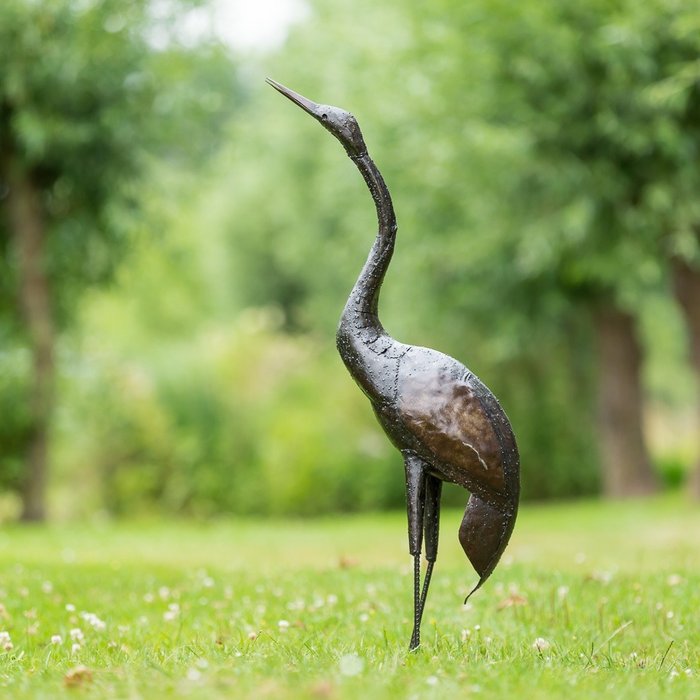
[0,0,239,520]
[654,27,700,496]
[477,0,700,496]
[672,253,700,498]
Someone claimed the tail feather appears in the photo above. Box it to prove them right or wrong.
[459,493,517,604]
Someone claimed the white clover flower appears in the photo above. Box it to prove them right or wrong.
[426,676,438,686]
[0,631,10,645]
[65,604,76,612]
[70,628,84,642]
[80,612,106,631]
[593,570,613,584]
[51,635,63,645]
[532,637,550,652]
[163,603,180,621]
[338,653,364,677]
[71,643,81,654]
[186,667,202,682]
[277,619,290,630]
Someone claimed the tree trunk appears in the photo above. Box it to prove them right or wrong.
[5,165,54,522]
[593,306,657,497]
[670,256,700,499]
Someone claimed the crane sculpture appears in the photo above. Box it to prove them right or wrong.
[267,79,520,651]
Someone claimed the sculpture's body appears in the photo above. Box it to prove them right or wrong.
[267,79,520,651]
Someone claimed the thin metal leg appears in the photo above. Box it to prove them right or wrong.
[415,475,442,634]
[409,554,422,650]
[404,452,427,651]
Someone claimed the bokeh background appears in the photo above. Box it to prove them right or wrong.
[2,0,700,522]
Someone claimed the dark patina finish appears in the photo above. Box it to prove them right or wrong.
[267,78,520,651]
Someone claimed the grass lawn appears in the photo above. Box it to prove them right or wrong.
[0,494,699,699]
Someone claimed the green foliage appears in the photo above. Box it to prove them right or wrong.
[145,42,244,164]
[0,0,240,323]
[56,309,406,517]
[485,0,700,304]
[0,0,241,505]
[6,0,700,515]
[0,0,147,321]
[502,338,601,500]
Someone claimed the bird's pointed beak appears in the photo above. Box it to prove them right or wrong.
[266,78,319,118]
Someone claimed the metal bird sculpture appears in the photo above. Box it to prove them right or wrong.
[267,79,520,651]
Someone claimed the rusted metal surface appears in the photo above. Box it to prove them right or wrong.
[267,78,520,651]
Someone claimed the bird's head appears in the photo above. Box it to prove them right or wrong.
[266,78,368,158]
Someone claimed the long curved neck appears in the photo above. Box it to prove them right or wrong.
[342,151,397,325]
[336,150,401,403]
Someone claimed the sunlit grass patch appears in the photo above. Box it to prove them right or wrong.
[0,494,699,698]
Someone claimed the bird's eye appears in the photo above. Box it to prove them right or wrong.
[321,113,328,120]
